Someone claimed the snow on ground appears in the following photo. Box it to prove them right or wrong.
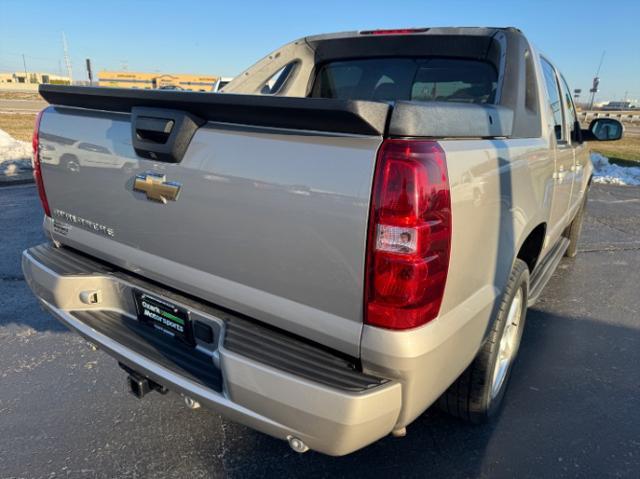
[591,152,640,186]
[0,129,32,176]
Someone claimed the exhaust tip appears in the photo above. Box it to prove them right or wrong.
[183,396,201,410]
[287,435,309,453]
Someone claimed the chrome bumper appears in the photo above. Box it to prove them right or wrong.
[22,244,401,456]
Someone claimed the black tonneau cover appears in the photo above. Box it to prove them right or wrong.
[39,85,390,136]
[40,84,514,139]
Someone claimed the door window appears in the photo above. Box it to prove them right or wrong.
[559,74,579,143]
[540,57,564,142]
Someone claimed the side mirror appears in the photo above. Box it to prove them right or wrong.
[582,118,624,141]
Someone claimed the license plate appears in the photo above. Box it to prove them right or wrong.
[134,291,193,345]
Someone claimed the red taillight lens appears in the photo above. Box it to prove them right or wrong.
[365,140,451,330]
[32,109,51,217]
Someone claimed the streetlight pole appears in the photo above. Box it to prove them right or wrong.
[588,51,606,110]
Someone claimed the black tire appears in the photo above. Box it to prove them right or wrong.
[437,259,529,423]
[61,155,80,173]
[564,189,588,258]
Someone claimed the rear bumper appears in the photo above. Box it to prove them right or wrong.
[22,243,401,456]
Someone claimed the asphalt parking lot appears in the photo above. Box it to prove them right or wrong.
[1,183,639,478]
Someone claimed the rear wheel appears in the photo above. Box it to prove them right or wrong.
[564,190,588,258]
[437,259,529,423]
[61,155,80,173]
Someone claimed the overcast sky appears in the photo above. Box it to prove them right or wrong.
[1,0,638,102]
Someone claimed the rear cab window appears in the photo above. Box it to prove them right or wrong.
[311,58,498,104]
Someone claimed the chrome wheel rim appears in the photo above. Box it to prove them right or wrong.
[490,288,524,400]
[68,160,79,173]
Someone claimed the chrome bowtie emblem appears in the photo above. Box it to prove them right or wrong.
[133,172,181,204]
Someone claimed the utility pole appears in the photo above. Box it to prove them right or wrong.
[86,58,93,84]
[21,54,28,79]
[588,51,605,110]
[62,32,73,84]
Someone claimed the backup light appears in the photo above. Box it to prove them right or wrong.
[364,139,452,330]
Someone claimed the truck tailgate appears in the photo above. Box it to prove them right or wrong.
[38,103,384,356]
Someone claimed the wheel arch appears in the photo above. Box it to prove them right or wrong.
[516,222,546,272]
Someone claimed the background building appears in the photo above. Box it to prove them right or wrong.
[98,71,219,91]
[0,72,71,85]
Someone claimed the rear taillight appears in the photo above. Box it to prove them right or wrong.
[365,140,451,330]
[32,109,51,217]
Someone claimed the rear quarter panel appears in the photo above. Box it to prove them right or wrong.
[361,137,554,427]
[440,137,553,317]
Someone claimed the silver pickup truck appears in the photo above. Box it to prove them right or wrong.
[23,27,623,456]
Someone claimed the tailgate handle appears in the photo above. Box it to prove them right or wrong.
[131,107,205,163]
[135,117,174,144]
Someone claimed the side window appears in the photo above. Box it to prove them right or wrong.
[260,62,297,95]
[559,74,578,142]
[524,50,538,113]
[540,57,564,142]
